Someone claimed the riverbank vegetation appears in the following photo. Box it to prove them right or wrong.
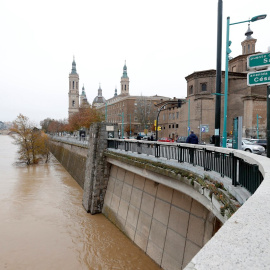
[10,114,50,165]
[40,107,104,134]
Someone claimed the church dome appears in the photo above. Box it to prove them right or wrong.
[93,96,106,104]
[92,84,106,105]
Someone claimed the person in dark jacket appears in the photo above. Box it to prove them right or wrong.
[186,131,198,144]
[186,131,198,164]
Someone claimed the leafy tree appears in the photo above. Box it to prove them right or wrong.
[68,107,104,131]
[124,124,135,136]
[10,114,50,165]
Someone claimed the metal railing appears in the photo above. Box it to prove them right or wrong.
[50,135,89,147]
[107,139,263,194]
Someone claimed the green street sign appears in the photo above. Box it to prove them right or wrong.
[247,70,270,86]
[248,52,270,69]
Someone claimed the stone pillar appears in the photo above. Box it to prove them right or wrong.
[82,122,118,214]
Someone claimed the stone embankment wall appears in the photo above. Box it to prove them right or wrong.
[103,163,221,269]
[49,140,88,188]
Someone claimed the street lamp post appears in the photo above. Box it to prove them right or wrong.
[257,114,262,139]
[121,112,124,138]
[222,14,267,148]
[188,99,190,136]
[127,114,132,137]
[118,112,124,138]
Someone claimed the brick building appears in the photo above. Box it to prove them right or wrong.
[93,62,170,137]
[158,24,267,142]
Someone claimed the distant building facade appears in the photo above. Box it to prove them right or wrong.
[94,62,170,136]
[67,25,267,140]
[158,24,267,141]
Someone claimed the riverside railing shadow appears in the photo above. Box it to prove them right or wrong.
[107,139,263,195]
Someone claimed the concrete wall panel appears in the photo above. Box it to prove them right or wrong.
[103,164,219,269]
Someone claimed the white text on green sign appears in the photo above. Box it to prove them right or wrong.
[248,52,270,69]
[247,70,270,86]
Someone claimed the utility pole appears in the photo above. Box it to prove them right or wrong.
[214,0,223,147]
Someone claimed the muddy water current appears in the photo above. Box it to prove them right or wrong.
[0,135,159,270]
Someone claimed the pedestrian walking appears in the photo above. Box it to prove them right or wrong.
[186,130,199,144]
[186,131,198,164]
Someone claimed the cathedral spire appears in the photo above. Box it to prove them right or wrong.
[122,60,128,79]
[98,83,102,97]
[120,61,130,96]
[71,56,77,74]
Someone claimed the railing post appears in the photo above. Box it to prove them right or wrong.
[137,142,141,154]
[231,154,238,187]
[203,148,207,171]
[125,141,128,151]
[155,143,160,158]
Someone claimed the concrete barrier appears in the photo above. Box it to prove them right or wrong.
[185,153,270,270]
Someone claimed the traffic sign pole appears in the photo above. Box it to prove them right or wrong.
[267,85,270,158]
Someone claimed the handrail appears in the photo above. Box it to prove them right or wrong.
[107,138,264,194]
[50,135,89,148]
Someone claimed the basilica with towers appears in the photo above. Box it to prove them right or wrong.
[68,24,268,141]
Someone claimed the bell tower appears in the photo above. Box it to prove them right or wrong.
[120,61,130,96]
[68,57,80,118]
[241,24,257,55]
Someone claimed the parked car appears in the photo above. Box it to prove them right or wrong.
[242,139,265,155]
[158,137,174,143]
[250,139,267,151]
[226,139,233,148]
[176,136,188,143]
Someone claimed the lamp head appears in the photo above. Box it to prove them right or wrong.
[251,14,267,22]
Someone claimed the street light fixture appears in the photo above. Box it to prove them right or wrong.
[222,14,267,148]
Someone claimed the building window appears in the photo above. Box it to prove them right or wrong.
[125,85,126,91]
[176,112,179,119]
[76,82,78,89]
[201,83,207,91]
[232,66,236,72]
[169,125,171,128]
[172,124,174,128]
[173,113,175,120]
[73,81,74,89]
[72,100,75,107]
[248,44,250,53]
[189,85,193,95]
[176,124,179,128]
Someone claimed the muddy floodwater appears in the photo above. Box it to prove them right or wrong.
[0,135,159,270]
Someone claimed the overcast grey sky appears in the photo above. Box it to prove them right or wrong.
[0,0,269,125]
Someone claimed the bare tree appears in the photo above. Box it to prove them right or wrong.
[135,95,157,131]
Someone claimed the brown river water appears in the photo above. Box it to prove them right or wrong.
[0,135,160,270]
